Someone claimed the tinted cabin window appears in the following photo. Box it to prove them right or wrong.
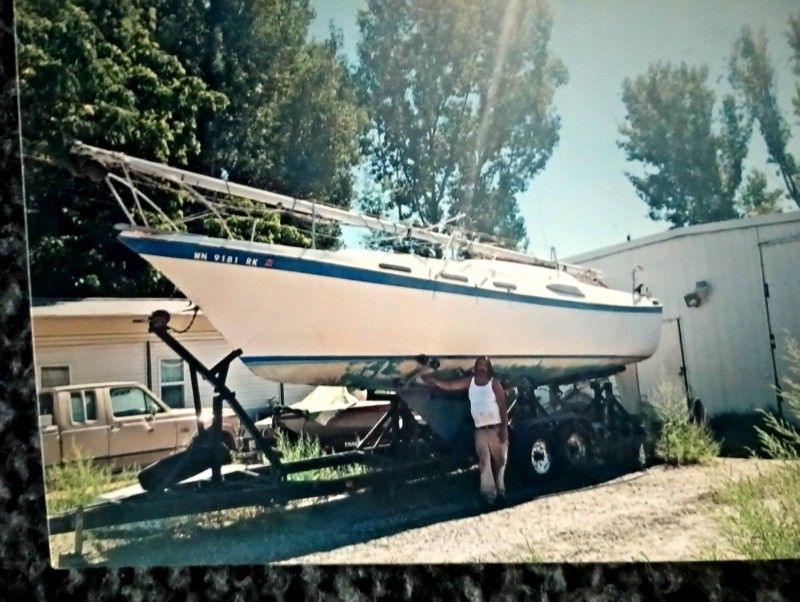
[378,263,412,273]
[70,392,85,423]
[69,391,98,424]
[85,391,97,421]
[439,272,468,283]
[493,281,517,291]
[546,283,585,297]
[110,387,150,417]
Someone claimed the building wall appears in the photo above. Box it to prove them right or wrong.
[570,215,800,416]
[32,311,313,416]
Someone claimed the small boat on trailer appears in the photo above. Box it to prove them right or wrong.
[71,142,663,395]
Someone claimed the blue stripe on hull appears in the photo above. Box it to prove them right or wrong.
[120,234,663,315]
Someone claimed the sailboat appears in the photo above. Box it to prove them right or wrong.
[72,143,663,391]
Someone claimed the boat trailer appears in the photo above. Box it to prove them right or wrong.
[48,310,467,541]
[48,310,650,565]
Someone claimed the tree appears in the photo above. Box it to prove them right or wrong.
[19,0,366,298]
[618,63,750,228]
[152,0,366,248]
[737,170,784,217]
[18,0,225,297]
[356,0,567,249]
[791,13,800,118]
[730,26,800,208]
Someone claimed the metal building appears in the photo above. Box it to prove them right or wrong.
[568,212,800,418]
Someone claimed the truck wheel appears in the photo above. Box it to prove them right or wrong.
[557,427,591,475]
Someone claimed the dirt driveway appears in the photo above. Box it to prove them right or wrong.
[49,458,775,566]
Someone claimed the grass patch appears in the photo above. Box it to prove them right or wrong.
[45,448,138,515]
[651,381,720,465]
[713,463,800,559]
[273,429,366,481]
[711,338,800,560]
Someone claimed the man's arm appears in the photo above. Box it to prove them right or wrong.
[422,374,472,391]
[492,378,509,442]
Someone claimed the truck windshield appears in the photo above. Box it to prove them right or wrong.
[110,387,164,417]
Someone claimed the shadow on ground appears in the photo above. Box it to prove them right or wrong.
[77,465,637,566]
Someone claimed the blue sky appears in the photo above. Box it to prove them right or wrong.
[309,1,800,257]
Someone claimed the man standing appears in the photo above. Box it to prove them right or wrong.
[423,356,509,506]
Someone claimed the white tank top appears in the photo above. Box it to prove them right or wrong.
[469,377,501,427]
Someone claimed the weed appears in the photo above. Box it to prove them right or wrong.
[651,380,720,465]
[714,338,800,559]
[273,429,366,481]
[45,447,138,515]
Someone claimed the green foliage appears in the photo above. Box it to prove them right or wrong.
[273,429,365,482]
[18,0,225,164]
[790,14,800,118]
[737,170,784,217]
[20,0,364,297]
[356,0,567,248]
[618,63,749,228]
[715,338,800,559]
[730,26,800,208]
[45,448,138,515]
[755,338,800,460]
[651,380,720,465]
[715,466,800,560]
[153,0,366,227]
[196,211,311,248]
[18,0,224,297]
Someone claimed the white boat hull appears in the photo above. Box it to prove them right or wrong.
[119,229,662,388]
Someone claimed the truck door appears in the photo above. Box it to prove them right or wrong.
[108,385,177,465]
[61,388,110,462]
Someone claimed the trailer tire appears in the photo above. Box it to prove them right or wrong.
[519,435,556,482]
[557,425,591,476]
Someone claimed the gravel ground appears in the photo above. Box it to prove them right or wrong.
[48,458,778,566]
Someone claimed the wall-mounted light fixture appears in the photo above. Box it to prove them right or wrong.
[684,280,711,308]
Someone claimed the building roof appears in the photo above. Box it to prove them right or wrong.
[31,298,201,318]
[568,210,800,263]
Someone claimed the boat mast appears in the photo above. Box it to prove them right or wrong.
[71,142,599,279]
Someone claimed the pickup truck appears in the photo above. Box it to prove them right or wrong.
[38,382,241,469]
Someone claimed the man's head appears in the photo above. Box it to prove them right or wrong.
[473,356,494,378]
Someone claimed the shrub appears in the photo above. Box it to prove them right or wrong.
[716,337,800,559]
[273,429,365,481]
[651,380,720,465]
[755,337,800,460]
[45,447,137,515]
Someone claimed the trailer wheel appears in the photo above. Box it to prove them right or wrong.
[557,427,591,475]
[523,436,555,481]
